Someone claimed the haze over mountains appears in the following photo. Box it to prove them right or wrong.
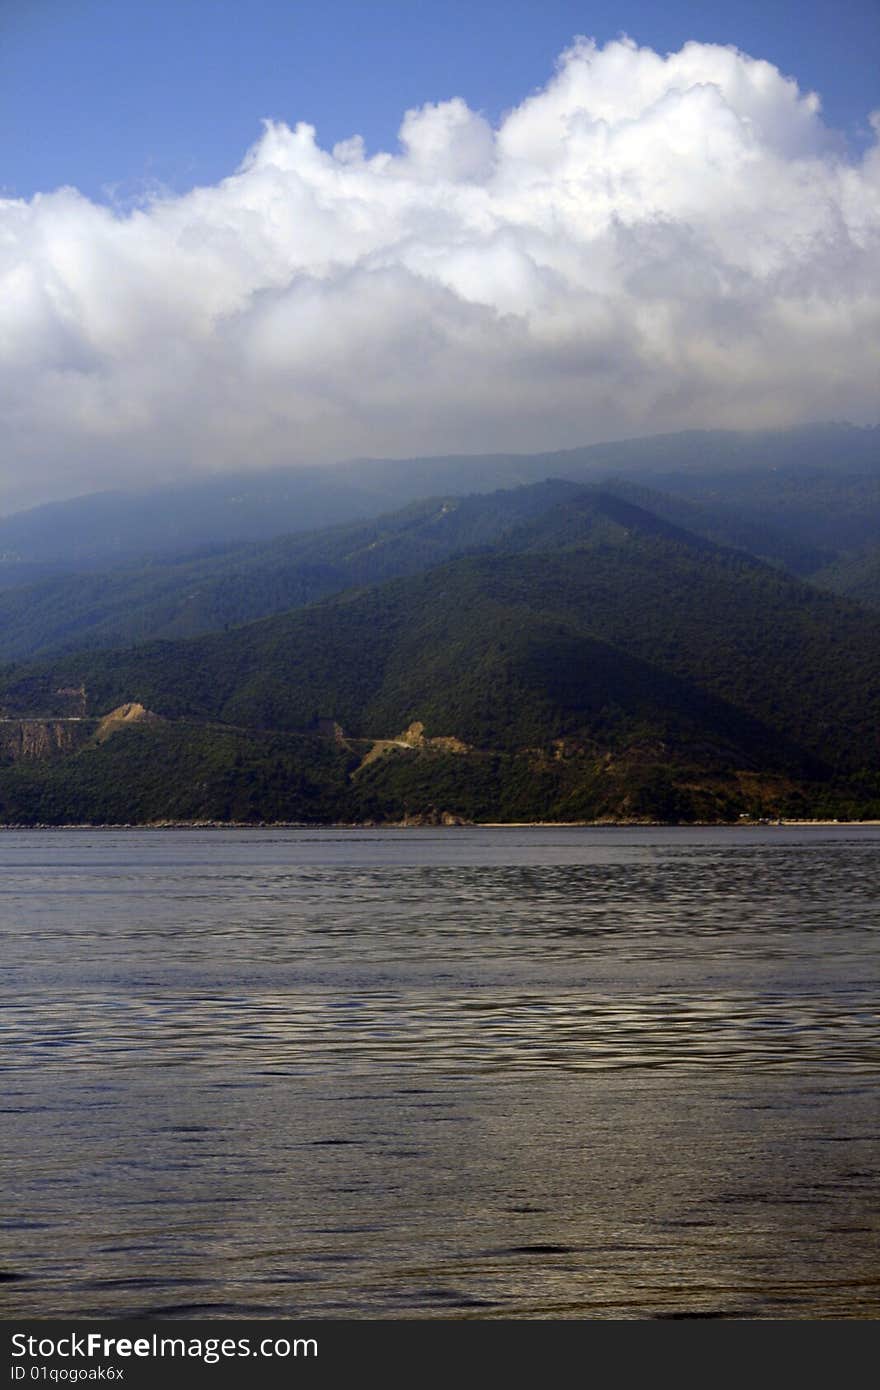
[0,423,878,825]
[2,422,877,566]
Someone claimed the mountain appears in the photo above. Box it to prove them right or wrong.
[812,545,880,611]
[634,469,880,559]
[1,423,875,575]
[3,430,880,666]
[594,480,834,575]
[0,468,395,570]
[0,480,586,662]
[2,501,878,825]
[338,420,880,497]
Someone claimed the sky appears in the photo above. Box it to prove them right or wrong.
[1,0,878,512]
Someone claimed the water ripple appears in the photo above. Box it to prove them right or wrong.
[2,986,877,1077]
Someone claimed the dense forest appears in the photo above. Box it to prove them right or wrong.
[1,440,879,826]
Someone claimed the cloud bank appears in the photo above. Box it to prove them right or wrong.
[2,37,879,510]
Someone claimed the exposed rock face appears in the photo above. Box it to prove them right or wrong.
[94,702,161,743]
[0,719,93,762]
[353,721,471,776]
[426,734,470,754]
[397,722,469,753]
[398,721,426,747]
[0,703,163,762]
[397,809,469,826]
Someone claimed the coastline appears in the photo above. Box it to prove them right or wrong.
[1,818,878,831]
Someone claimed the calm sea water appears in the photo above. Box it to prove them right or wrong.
[1,825,878,1319]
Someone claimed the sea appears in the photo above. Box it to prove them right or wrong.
[1,825,878,1319]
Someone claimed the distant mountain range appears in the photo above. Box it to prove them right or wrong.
[1,433,878,825]
[1,422,877,572]
[0,422,878,665]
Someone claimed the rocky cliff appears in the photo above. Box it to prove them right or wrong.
[0,719,95,762]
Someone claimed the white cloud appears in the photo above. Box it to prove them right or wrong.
[1,36,878,510]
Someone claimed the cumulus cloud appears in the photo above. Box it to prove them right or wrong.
[1,36,878,510]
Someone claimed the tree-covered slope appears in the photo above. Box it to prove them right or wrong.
[1,422,875,672]
[2,422,875,568]
[3,530,878,773]
[812,545,880,611]
[638,469,880,558]
[0,480,588,662]
[3,482,879,824]
[597,480,834,575]
[0,481,719,665]
[0,469,394,566]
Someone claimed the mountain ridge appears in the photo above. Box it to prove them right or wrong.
[2,510,878,824]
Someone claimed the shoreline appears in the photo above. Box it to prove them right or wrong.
[1,818,878,831]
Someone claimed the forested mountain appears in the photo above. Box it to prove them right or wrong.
[2,448,879,665]
[4,532,875,766]
[1,422,877,825]
[639,470,880,558]
[0,480,589,661]
[2,509,878,825]
[812,545,880,610]
[0,469,390,570]
[596,481,834,574]
[1,423,875,574]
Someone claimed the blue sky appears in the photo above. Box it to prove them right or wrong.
[2,0,878,202]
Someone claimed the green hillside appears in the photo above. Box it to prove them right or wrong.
[1,425,876,667]
[641,469,880,557]
[597,480,833,574]
[0,481,584,662]
[812,545,880,611]
[2,423,875,569]
[2,509,878,824]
